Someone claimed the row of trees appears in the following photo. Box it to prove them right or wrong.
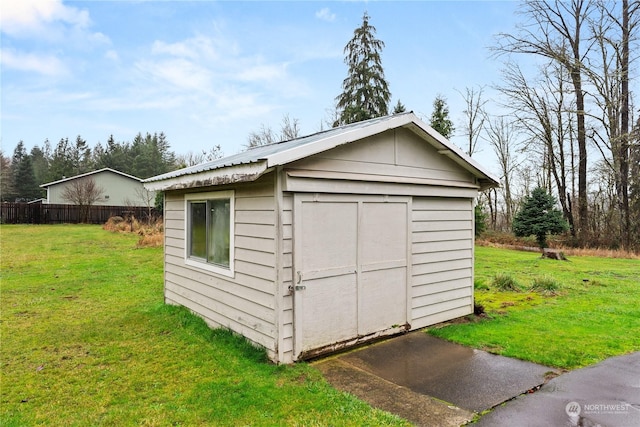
[475,0,640,251]
[1,133,222,203]
[249,4,639,251]
[4,3,639,250]
[328,4,639,251]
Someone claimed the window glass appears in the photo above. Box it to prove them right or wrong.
[189,201,207,259]
[207,199,230,267]
[186,192,233,275]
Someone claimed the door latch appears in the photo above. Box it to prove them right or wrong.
[295,271,305,290]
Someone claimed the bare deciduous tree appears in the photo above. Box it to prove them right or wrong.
[176,145,223,167]
[498,61,576,237]
[61,177,104,223]
[125,186,157,224]
[585,0,638,249]
[483,116,520,229]
[457,86,487,157]
[245,114,301,149]
[494,0,593,243]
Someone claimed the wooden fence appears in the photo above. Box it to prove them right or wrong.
[0,203,159,225]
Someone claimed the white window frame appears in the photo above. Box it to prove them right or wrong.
[184,190,235,277]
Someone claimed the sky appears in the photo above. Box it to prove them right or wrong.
[1,0,523,172]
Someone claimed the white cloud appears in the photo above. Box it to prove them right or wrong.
[0,48,68,76]
[135,58,213,92]
[105,50,119,62]
[237,62,288,83]
[0,0,90,36]
[152,35,221,61]
[315,8,336,22]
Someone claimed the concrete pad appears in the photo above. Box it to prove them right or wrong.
[475,351,640,427]
[336,332,557,413]
[315,358,474,427]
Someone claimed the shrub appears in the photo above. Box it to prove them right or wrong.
[103,215,164,247]
[492,273,521,291]
[529,276,560,294]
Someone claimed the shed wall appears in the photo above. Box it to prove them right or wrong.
[411,197,474,327]
[160,127,481,363]
[285,128,475,188]
[163,177,278,359]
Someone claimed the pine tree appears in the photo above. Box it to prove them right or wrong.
[0,150,13,202]
[335,12,391,126]
[11,142,40,201]
[429,95,455,139]
[513,187,569,250]
[393,100,406,114]
[48,138,73,181]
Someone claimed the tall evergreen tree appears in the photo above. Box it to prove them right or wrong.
[102,135,133,173]
[1,150,14,202]
[393,100,407,114]
[11,142,40,201]
[429,95,455,139]
[48,138,73,181]
[30,145,49,186]
[131,132,176,178]
[335,12,391,126]
[70,135,92,175]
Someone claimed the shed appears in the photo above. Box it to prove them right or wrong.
[144,112,500,364]
[41,168,154,207]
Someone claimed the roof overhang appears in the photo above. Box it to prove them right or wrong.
[143,161,270,192]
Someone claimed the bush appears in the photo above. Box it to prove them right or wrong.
[530,276,560,294]
[103,215,164,247]
[492,273,521,291]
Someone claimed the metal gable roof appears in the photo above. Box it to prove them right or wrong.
[143,112,500,191]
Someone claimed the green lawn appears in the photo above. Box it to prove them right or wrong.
[428,245,640,370]
[1,225,407,426]
[3,226,638,425]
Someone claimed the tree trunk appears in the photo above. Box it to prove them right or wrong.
[619,0,631,249]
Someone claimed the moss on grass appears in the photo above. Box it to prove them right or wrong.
[430,246,640,369]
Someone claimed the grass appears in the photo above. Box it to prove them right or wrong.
[1,225,408,426]
[429,245,640,370]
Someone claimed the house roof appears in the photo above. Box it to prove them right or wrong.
[40,168,143,188]
[143,112,500,191]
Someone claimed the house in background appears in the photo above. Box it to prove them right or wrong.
[144,112,500,364]
[41,168,154,207]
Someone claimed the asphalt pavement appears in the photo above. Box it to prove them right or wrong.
[475,351,640,427]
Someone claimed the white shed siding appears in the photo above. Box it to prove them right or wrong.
[286,129,474,187]
[410,197,474,329]
[163,179,278,358]
[280,194,295,363]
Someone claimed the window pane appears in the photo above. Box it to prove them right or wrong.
[189,202,207,259]
[208,199,230,267]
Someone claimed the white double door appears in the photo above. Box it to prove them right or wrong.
[293,194,409,356]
